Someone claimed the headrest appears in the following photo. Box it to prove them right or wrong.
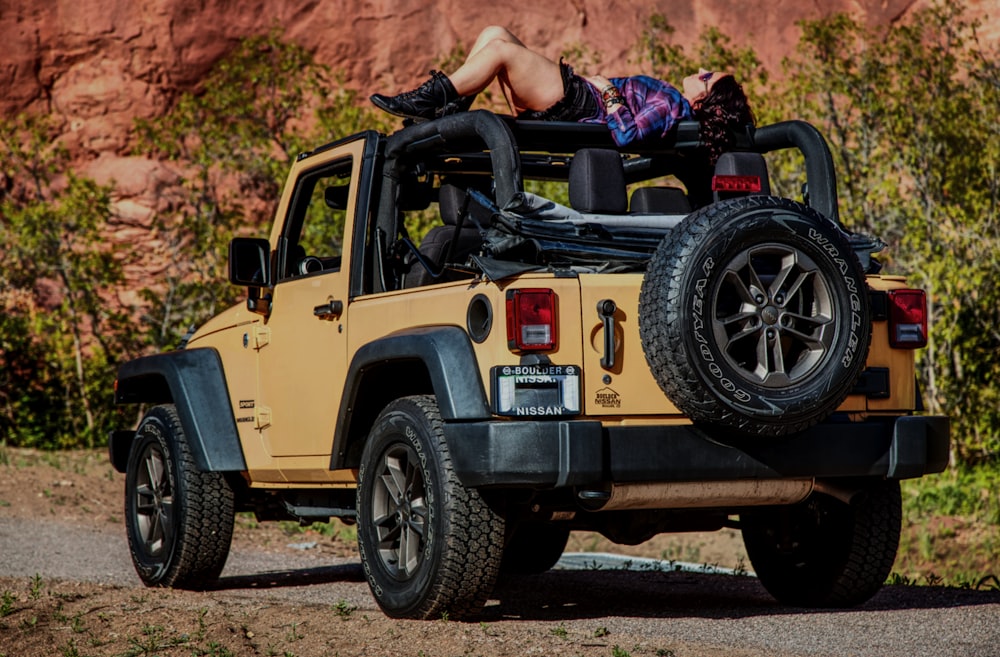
[630,186,692,214]
[438,184,466,226]
[397,175,433,211]
[324,185,349,210]
[569,148,627,214]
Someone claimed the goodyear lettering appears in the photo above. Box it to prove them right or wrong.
[808,228,862,369]
[692,257,753,404]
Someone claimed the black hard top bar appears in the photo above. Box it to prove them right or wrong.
[383,112,840,226]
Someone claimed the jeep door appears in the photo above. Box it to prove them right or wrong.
[254,138,369,482]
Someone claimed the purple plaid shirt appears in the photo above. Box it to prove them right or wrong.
[580,75,693,146]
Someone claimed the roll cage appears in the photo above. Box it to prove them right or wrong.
[354,111,843,294]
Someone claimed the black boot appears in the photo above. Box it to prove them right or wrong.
[448,94,476,114]
[371,70,467,121]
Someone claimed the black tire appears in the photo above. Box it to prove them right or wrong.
[741,480,901,607]
[356,395,505,620]
[124,404,235,588]
[639,196,871,436]
[500,523,570,575]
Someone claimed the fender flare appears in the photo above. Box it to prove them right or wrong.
[331,326,490,469]
[113,348,247,472]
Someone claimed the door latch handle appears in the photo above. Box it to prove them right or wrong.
[597,299,617,370]
[313,300,343,320]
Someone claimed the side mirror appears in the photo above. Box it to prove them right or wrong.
[229,238,272,287]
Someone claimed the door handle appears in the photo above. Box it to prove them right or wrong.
[313,300,344,320]
[597,299,617,370]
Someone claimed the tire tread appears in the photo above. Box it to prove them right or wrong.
[639,196,871,436]
[125,404,235,589]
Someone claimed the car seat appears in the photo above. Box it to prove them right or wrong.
[404,184,483,288]
[629,186,692,214]
[568,148,628,214]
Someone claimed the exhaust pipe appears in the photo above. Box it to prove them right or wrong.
[579,479,814,511]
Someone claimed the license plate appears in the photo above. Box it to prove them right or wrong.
[491,364,580,417]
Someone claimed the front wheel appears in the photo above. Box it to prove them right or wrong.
[741,480,901,607]
[124,404,235,588]
[356,396,505,620]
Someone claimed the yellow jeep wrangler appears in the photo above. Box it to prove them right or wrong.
[109,112,949,619]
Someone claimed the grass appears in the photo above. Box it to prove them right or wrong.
[332,599,356,620]
[277,518,357,542]
[125,625,190,656]
[892,463,1000,587]
[28,574,43,600]
[0,577,265,657]
[0,590,16,617]
[903,464,1000,522]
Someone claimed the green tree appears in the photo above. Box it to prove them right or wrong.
[0,116,131,447]
[632,15,771,120]
[133,29,391,350]
[783,2,1000,462]
[0,30,392,448]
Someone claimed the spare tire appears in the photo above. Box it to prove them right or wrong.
[639,196,870,436]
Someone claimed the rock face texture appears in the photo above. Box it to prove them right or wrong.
[7,0,995,157]
[0,0,995,275]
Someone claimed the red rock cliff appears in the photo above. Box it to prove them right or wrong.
[13,0,995,158]
[1,0,994,282]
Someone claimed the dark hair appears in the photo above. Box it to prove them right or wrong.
[692,75,755,165]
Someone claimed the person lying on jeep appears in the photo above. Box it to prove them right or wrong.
[370,25,755,163]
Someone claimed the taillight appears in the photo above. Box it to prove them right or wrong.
[712,175,762,193]
[506,288,557,351]
[888,289,927,349]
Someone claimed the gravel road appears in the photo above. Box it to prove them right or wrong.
[2,515,998,657]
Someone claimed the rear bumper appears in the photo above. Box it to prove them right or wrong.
[442,414,950,489]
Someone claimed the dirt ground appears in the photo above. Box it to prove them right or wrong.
[0,448,996,657]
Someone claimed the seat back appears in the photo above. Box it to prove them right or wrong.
[404,184,483,288]
[437,184,468,227]
[569,148,628,214]
[629,186,692,214]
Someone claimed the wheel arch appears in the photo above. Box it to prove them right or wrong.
[112,348,247,473]
[331,326,490,470]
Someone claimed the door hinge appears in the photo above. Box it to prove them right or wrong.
[253,325,271,349]
[255,406,272,429]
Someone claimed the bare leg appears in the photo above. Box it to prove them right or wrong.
[447,25,564,112]
[467,25,526,57]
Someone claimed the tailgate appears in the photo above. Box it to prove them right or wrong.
[578,273,680,416]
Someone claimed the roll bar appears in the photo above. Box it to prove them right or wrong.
[384,110,523,209]
[751,120,840,225]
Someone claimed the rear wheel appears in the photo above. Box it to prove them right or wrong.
[124,404,234,588]
[356,396,505,619]
[500,522,570,575]
[741,480,901,607]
